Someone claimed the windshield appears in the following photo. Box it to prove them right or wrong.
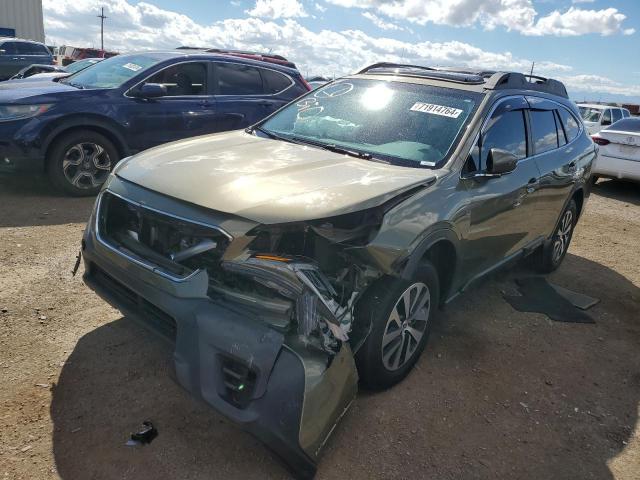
[260,79,480,167]
[61,53,168,89]
[64,58,100,74]
[579,106,602,123]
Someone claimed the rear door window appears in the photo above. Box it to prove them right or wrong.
[530,110,558,154]
[216,62,264,95]
[481,109,527,168]
[261,69,292,94]
[612,108,623,124]
[602,109,612,125]
[557,107,581,142]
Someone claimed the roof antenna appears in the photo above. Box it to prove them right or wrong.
[529,61,535,78]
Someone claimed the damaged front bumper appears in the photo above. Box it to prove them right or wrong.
[81,182,360,478]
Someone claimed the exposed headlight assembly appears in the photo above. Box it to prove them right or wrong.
[0,104,52,122]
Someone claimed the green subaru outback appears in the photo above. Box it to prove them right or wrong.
[81,63,595,478]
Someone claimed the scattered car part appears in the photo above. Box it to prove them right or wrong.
[504,277,595,323]
[125,420,158,446]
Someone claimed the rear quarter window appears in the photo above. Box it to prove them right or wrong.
[530,110,559,154]
[557,107,581,142]
[261,69,292,94]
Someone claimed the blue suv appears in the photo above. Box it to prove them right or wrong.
[0,50,310,195]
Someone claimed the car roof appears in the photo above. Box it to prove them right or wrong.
[117,50,301,75]
[352,63,569,99]
[0,37,47,45]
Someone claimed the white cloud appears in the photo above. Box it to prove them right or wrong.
[524,7,635,36]
[362,12,403,31]
[247,0,308,19]
[559,74,640,98]
[314,2,327,13]
[40,0,640,100]
[326,0,634,36]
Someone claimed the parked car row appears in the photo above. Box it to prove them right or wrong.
[0,37,54,81]
[9,57,103,81]
[0,49,310,195]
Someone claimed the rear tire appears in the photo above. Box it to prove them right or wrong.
[355,261,440,391]
[533,199,577,274]
[47,130,119,196]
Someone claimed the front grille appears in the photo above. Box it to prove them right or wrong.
[92,264,177,341]
[97,191,231,280]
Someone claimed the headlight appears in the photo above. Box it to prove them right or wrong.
[0,104,52,122]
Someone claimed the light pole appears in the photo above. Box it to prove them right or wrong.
[97,7,108,56]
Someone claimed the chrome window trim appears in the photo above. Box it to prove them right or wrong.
[94,189,233,283]
[123,58,295,100]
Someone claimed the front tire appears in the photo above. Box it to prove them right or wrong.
[534,198,577,273]
[355,261,440,391]
[47,130,119,196]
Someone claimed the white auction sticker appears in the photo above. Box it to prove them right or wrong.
[410,102,463,118]
[122,63,142,72]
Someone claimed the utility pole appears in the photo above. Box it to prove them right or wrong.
[97,7,107,56]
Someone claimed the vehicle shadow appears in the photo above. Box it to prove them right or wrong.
[50,253,639,479]
[593,178,640,206]
[0,173,95,228]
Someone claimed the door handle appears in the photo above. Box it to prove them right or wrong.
[567,161,577,171]
[526,178,538,194]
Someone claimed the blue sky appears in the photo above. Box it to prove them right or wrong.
[42,0,640,102]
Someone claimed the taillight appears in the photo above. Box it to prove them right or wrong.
[591,136,610,146]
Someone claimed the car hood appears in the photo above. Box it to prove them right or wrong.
[116,130,436,224]
[0,80,78,102]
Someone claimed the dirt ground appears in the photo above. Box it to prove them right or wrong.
[0,174,638,480]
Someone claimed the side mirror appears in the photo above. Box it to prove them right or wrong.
[136,83,167,98]
[487,148,518,175]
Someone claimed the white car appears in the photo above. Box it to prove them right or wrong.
[591,117,640,183]
[578,103,631,134]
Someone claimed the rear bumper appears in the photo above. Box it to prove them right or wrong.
[594,154,640,182]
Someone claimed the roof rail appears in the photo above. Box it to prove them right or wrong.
[485,72,568,98]
[357,62,436,74]
[205,48,297,69]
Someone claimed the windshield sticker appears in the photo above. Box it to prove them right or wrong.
[122,63,142,72]
[410,102,463,118]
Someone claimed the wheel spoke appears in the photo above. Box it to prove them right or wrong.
[383,337,402,369]
[382,326,402,348]
[401,289,412,319]
[406,325,424,344]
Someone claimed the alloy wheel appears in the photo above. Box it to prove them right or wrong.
[381,282,431,371]
[62,142,112,190]
[552,209,574,263]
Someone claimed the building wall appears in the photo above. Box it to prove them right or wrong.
[0,0,45,43]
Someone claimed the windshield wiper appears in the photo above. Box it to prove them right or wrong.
[246,125,292,143]
[282,136,376,161]
[247,126,387,163]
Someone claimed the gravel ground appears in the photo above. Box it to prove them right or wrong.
[0,174,638,480]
